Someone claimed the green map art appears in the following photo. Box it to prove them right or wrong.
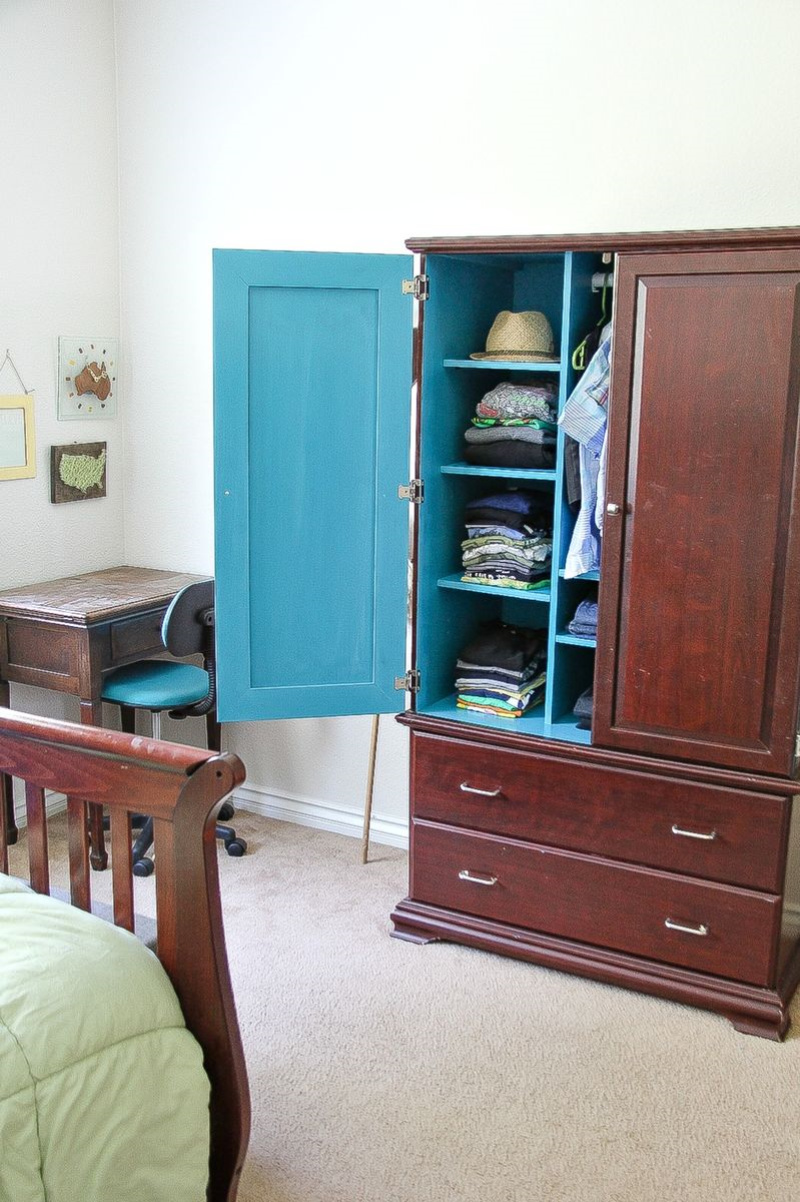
[59,447,106,493]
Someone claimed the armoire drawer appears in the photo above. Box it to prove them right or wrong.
[411,821,781,986]
[411,734,788,892]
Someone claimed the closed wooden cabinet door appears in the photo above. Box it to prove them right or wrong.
[594,249,800,775]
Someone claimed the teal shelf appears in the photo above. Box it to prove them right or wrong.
[441,463,556,481]
[556,630,596,648]
[438,574,551,602]
[420,697,592,745]
[415,249,608,754]
[421,695,548,737]
[558,569,600,581]
[444,359,561,372]
[546,714,593,745]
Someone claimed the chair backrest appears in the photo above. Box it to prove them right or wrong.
[161,579,215,659]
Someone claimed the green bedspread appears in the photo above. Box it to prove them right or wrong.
[0,874,211,1202]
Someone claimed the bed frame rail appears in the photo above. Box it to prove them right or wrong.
[0,705,250,1202]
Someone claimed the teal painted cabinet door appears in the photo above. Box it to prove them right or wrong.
[213,250,413,721]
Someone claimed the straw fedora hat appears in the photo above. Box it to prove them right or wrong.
[470,310,559,362]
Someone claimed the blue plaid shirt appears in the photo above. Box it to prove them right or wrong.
[559,329,611,577]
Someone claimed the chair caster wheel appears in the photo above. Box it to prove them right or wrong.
[219,801,235,821]
[224,838,247,857]
[133,857,155,877]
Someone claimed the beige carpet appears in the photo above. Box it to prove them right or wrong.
[12,811,800,1201]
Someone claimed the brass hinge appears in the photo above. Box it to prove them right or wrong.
[398,479,424,503]
[395,669,421,692]
[402,275,429,301]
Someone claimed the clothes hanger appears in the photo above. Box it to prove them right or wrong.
[571,273,611,371]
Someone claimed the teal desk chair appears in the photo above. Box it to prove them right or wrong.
[101,579,246,875]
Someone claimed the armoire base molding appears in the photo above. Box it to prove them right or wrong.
[390,898,800,1041]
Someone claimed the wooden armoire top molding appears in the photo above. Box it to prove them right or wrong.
[405,226,800,255]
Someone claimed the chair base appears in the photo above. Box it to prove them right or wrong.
[109,705,246,871]
[120,813,247,876]
[131,824,247,875]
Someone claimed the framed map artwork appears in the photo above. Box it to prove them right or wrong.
[50,441,107,503]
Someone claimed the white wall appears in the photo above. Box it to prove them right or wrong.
[52,0,800,839]
[0,0,121,723]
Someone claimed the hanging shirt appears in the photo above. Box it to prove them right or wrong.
[560,324,611,445]
[595,427,609,536]
[559,327,612,577]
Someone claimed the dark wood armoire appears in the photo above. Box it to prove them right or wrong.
[213,228,800,1039]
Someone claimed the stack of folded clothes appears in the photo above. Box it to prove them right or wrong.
[463,381,558,469]
[566,598,598,639]
[455,621,547,718]
[461,491,552,590]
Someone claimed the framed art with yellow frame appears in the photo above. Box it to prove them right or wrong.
[0,394,36,480]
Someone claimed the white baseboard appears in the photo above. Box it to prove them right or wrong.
[233,783,409,850]
[13,791,67,826]
[12,784,409,849]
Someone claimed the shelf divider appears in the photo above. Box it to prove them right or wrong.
[555,631,597,648]
[438,574,551,602]
[558,568,600,581]
[443,358,561,372]
[441,463,556,481]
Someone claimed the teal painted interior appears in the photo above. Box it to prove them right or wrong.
[415,249,606,744]
[213,250,412,721]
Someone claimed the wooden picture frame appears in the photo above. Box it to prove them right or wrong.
[50,441,107,503]
[0,394,36,480]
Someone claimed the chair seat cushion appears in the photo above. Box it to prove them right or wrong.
[101,660,209,710]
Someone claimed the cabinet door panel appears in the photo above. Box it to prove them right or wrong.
[213,250,412,721]
[595,250,800,774]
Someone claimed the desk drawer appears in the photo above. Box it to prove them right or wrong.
[110,610,166,662]
[1,617,82,692]
[411,821,780,986]
[411,734,788,892]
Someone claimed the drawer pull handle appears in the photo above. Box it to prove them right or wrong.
[458,869,499,887]
[671,824,717,841]
[459,782,502,797]
[664,917,709,937]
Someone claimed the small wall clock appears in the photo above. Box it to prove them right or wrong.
[57,336,118,419]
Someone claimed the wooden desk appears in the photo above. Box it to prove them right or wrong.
[0,566,210,867]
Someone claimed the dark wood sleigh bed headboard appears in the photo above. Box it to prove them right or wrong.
[0,705,250,1202]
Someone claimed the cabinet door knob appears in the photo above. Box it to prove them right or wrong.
[459,782,502,797]
[458,869,499,886]
[664,917,709,937]
[606,503,621,515]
